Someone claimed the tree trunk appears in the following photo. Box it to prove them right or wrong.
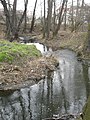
[53,0,66,36]
[46,0,53,39]
[71,0,74,32]
[53,0,56,35]
[81,0,84,32]
[17,0,28,32]
[64,0,68,31]
[87,20,90,51]
[43,0,46,38]
[12,0,17,35]
[30,0,37,33]
[23,0,28,33]
[74,0,79,32]
[0,0,12,38]
[0,0,29,39]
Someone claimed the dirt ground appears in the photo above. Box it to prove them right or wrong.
[0,56,58,91]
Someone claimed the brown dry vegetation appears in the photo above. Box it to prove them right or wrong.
[38,31,88,58]
[0,56,58,90]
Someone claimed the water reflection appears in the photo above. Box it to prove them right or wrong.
[0,50,90,120]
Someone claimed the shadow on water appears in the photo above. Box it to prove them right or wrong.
[0,50,90,120]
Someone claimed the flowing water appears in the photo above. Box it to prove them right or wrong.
[0,49,90,120]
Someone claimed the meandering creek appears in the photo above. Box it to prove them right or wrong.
[0,47,90,120]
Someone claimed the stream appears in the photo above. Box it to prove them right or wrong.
[0,47,90,120]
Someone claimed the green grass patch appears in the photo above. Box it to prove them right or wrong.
[0,40,41,63]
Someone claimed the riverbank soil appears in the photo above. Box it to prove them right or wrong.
[0,40,58,90]
[0,56,58,90]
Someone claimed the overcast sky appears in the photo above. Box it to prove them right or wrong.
[16,0,90,12]
[0,0,90,18]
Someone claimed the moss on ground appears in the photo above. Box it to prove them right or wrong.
[0,40,41,63]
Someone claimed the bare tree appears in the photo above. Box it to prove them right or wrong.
[53,0,56,34]
[64,0,68,31]
[46,0,53,38]
[30,0,37,33]
[68,0,85,32]
[23,0,28,33]
[81,0,84,31]
[74,0,81,32]
[71,0,74,32]
[43,0,46,38]
[53,0,66,36]
[12,0,17,34]
[0,0,13,38]
[0,0,28,39]
[17,0,28,33]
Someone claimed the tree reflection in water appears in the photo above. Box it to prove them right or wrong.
[0,50,89,120]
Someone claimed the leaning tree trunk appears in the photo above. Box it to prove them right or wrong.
[17,0,28,32]
[30,0,37,33]
[53,0,66,36]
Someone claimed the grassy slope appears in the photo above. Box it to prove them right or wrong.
[0,40,41,63]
